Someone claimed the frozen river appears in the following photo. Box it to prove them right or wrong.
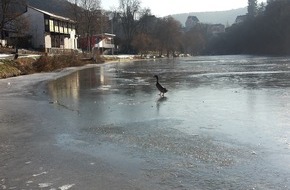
[1,55,290,189]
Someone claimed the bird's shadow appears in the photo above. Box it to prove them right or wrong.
[156,96,168,111]
[157,96,168,103]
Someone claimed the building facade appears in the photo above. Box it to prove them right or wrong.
[21,6,78,52]
[79,33,115,55]
[93,33,115,54]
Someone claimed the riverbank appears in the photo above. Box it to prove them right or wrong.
[0,54,105,79]
[0,54,143,97]
[0,53,149,79]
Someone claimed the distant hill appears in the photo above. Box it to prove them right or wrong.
[170,7,247,26]
[26,0,72,18]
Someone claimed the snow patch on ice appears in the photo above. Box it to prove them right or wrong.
[0,54,12,59]
[38,183,53,188]
[33,171,47,177]
[59,184,75,190]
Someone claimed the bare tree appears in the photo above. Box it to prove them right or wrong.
[67,0,109,52]
[0,0,26,40]
[118,0,141,53]
[154,16,182,57]
[131,13,159,56]
[81,0,101,34]
[131,33,152,56]
[67,0,82,32]
[8,14,29,50]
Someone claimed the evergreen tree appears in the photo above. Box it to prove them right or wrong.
[248,0,258,17]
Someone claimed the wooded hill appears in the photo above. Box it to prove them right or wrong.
[171,7,247,26]
[206,0,290,55]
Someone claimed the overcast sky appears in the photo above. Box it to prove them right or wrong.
[101,0,267,17]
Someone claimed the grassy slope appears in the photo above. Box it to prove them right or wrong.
[0,54,105,79]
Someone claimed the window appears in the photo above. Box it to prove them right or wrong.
[59,22,64,33]
[54,21,59,32]
[105,38,110,44]
[64,23,68,34]
[44,19,49,31]
[68,24,71,33]
[49,20,54,32]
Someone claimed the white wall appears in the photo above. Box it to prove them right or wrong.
[69,29,77,49]
[64,37,69,49]
[45,34,51,48]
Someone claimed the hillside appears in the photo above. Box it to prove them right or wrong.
[171,7,247,26]
[26,0,73,18]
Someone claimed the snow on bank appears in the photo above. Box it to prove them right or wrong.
[103,55,135,59]
[0,54,41,60]
[0,54,13,60]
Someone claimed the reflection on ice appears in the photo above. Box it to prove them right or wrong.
[156,96,168,112]
[48,71,80,103]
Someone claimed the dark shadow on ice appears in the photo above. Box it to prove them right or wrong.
[157,96,168,103]
[156,96,168,112]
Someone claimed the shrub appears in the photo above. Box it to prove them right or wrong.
[32,54,86,72]
[0,53,106,79]
[0,63,21,78]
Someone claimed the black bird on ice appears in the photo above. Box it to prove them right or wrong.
[154,75,168,96]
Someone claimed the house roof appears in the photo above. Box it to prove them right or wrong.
[96,33,116,37]
[28,5,76,23]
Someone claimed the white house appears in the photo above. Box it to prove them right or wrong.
[80,33,116,54]
[94,33,115,49]
[21,6,78,52]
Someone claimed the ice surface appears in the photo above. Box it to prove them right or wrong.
[2,56,290,189]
